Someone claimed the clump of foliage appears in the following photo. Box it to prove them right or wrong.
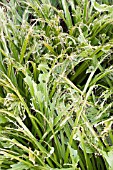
[0,0,113,169]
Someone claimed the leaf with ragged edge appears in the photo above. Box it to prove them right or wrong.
[68,144,79,167]
[102,150,113,169]
[0,140,14,149]
[38,73,49,83]
[38,63,49,73]
[7,162,29,170]
[93,1,113,12]
[0,0,113,169]
[29,148,35,165]
[79,143,95,154]
[24,74,37,97]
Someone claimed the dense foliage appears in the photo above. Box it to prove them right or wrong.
[0,0,113,169]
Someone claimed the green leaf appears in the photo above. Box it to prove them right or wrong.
[61,0,73,29]
[102,150,113,169]
[93,1,113,12]
[20,30,31,64]
[0,115,8,124]
[8,162,29,170]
